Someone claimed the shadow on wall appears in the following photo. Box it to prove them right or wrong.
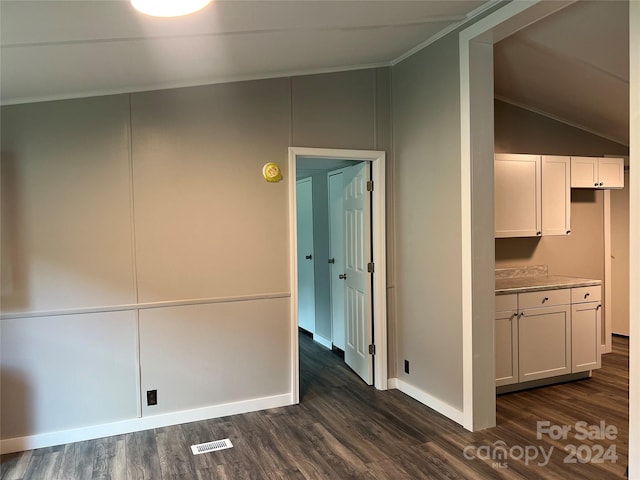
[571,188,598,204]
[1,367,31,440]
[495,237,540,262]
[1,153,28,310]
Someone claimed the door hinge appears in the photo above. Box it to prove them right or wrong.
[369,344,376,355]
[367,262,375,273]
[366,180,374,192]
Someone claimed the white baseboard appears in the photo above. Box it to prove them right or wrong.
[388,377,464,426]
[313,333,332,350]
[1,393,293,454]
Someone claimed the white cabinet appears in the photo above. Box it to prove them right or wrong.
[495,154,570,237]
[495,154,541,238]
[495,284,602,388]
[495,294,518,387]
[541,156,571,236]
[571,156,624,189]
[519,304,571,382]
[571,287,602,373]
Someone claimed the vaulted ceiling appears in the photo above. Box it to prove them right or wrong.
[0,0,630,146]
[494,0,629,146]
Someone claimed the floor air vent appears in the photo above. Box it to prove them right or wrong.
[190,438,233,455]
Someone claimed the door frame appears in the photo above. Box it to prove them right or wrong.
[288,146,387,402]
[459,0,579,430]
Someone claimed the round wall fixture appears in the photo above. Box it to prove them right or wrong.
[131,0,211,17]
[262,162,283,183]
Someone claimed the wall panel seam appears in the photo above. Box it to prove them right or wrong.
[373,69,378,150]
[0,292,292,320]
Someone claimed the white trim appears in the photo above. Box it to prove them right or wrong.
[458,0,577,431]
[391,378,464,426]
[0,393,292,454]
[313,333,333,350]
[628,1,640,477]
[603,190,613,354]
[0,292,291,320]
[288,147,388,395]
[288,150,301,405]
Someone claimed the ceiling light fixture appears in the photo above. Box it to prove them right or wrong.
[131,0,212,17]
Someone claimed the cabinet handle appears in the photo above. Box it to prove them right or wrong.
[305,254,312,260]
[566,230,571,234]
[584,293,590,299]
[542,297,549,303]
[536,231,542,236]
[328,258,335,264]
[597,304,602,310]
[338,274,347,280]
[599,182,604,187]
[594,182,599,187]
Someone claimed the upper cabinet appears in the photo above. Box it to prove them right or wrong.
[541,155,571,236]
[570,156,624,189]
[495,154,541,238]
[495,154,570,238]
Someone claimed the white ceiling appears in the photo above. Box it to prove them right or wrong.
[495,0,629,146]
[0,0,630,146]
[0,0,488,103]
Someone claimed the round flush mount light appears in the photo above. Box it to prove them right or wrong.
[131,0,212,17]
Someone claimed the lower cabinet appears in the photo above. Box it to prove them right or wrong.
[495,308,518,387]
[571,302,602,372]
[518,305,571,382]
[496,285,602,387]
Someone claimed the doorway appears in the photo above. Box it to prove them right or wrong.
[288,147,387,403]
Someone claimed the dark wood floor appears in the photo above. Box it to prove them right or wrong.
[1,334,629,479]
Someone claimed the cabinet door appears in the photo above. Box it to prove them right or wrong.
[496,309,518,386]
[571,157,598,188]
[572,302,602,372]
[541,156,571,235]
[495,154,541,238]
[518,305,571,382]
[598,157,624,188]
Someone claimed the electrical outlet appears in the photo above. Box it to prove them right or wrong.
[147,389,157,406]
[404,360,410,374]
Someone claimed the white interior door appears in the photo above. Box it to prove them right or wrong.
[329,170,346,350]
[343,163,373,384]
[296,178,315,334]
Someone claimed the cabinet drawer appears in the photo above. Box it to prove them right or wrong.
[571,286,601,304]
[496,294,517,312]
[518,289,570,309]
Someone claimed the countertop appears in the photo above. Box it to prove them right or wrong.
[495,275,602,295]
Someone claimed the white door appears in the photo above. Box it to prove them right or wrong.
[296,178,315,334]
[342,163,373,384]
[328,170,346,350]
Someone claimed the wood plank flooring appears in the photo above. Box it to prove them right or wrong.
[1,334,629,479]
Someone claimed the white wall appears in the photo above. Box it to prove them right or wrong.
[1,95,136,312]
[0,68,392,450]
[393,33,464,414]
